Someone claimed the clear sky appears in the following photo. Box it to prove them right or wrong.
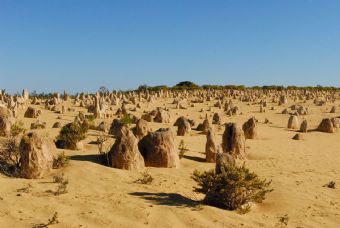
[1,0,340,94]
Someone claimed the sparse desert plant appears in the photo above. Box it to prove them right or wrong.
[85,114,97,130]
[0,136,21,176]
[30,121,46,130]
[86,114,96,122]
[46,174,68,196]
[236,204,252,214]
[191,163,273,211]
[53,152,69,169]
[55,122,88,150]
[278,214,289,226]
[54,178,68,195]
[178,139,188,159]
[17,184,32,193]
[53,173,65,183]
[97,132,108,154]
[323,181,336,189]
[120,114,133,126]
[97,132,111,166]
[135,170,154,184]
[33,212,59,228]
[98,85,109,94]
[10,121,26,137]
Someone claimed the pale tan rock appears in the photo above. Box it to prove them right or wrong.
[222,123,245,159]
[317,118,335,133]
[138,128,179,168]
[133,119,151,140]
[24,107,41,118]
[205,128,217,163]
[288,115,299,129]
[242,117,257,139]
[0,106,14,137]
[108,126,145,171]
[19,132,55,179]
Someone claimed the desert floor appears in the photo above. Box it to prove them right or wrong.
[0,98,339,228]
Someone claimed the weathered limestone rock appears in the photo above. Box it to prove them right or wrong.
[19,132,55,179]
[222,123,245,159]
[138,128,179,168]
[108,126,145,171]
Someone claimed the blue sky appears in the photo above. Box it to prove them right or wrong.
[1,0,340,93]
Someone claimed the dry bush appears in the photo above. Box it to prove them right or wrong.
[10,121,26,137]
[0,122,27,176]
[135,170,154,185]
[53,152,69,169]
[17,184,32,194]
[278,214,289,226]
[323,181,336,189]
[46,174,69,196]
[32,212,59,228]
[0,136,21,176]
[178,139,188,159]
[53,173,65,183]
[97,132,111,166]
[85,115,97,130]
[54,178,68,195]
[192,163,273,211]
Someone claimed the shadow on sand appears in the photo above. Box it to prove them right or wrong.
[69,154,105,165]
[182,154,206,163]
[268,125,285,129]
[129,192,198,208]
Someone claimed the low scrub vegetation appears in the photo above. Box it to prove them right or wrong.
[120,114,133,126]
[53,152,69,169]
[97,132,111,166]
[135,170,154,185]
[55,122,88,150]
[0,122,28,176]
[10,121,26,137]
[48,174,69,196]
[134,82,340,92]
[85,114,97,130]
[192,163,273,211]
[178,139,188,159]
[33,212,59,228]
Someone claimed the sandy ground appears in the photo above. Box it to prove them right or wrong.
[0,97,340,228]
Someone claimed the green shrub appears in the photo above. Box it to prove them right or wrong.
[29,91,55,99]
[98,86,109,94]
[192,163,273,210]
[120,114,133,126]
[56,122,88,150]
[173,81,201,90]
[0,136,21,176]
[85,116,97,130]
[11,121,26,137]
[85,114,96,122]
